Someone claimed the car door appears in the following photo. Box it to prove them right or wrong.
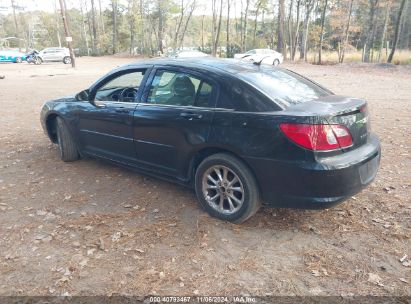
[133,67,217,179]
[41,50,51,61]
[76,68,149,163]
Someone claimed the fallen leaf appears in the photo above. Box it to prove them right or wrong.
[87,249,96,256]
[311,270,321,277]
[79,258,89,268]
[112,232,122,242]
[368,273,384,286]
[402,260,411,267]
[399,254,407,262]
[98,238,105,251]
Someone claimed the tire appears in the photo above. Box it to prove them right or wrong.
[195,153,261,223]
[56,117,79,162]
[15,57,22,63]
[63,56,71,64]
[34,57,42,65]
[273,59,280,66]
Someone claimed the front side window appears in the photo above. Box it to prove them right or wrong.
[147,70,214,108]
[95,70,146,102]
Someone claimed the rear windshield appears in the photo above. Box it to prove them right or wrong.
[238,69,330,108]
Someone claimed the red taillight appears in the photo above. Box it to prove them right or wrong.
[279,123,353,151]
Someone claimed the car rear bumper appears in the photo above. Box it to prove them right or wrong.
[244,133,381,209]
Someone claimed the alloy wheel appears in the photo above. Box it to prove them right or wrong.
[202,165,244,215]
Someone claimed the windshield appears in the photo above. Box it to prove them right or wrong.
[238,69,330,108]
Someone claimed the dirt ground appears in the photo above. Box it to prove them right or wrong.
[0,57,410,297]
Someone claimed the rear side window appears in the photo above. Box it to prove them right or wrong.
[217,80,280,112]
[239,69,330,107]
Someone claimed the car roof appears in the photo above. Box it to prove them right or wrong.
[254,49,275,52]
[122,58,282,78]
[43,47,66,50]
[178,50,203,53]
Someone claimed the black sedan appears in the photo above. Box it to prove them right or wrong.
[40,58,381,223]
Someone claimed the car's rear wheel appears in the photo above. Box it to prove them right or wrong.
[63,56,71,64]
[273,59,280,66]
[15,57,22,63]
[34,57,42,65]
[56,117,79,162]
[195,153,261,223]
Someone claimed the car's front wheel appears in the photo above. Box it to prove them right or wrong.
[273,59,280,66]
[15,57,22,63]
[195,153,261,223]
[63,56,71,64]
[56,117,79,162]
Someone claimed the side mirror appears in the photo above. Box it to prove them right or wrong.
[76,89,105,108]
[75,89,89,101]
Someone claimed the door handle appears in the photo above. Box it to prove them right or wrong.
[115,108,130,114]
[180,112,203,120]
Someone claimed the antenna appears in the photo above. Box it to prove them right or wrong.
[253,55,271,66]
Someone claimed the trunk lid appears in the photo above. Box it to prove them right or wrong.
[283,95,370,149]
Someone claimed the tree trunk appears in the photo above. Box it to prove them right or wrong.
[54,0,62,48]
[226,0,230,57]
[91,0,97,55]
[140,0,145,54]
[300,0,313,60]
[364,0,379,62]
[340,0,354,63]
[318,0,328,64]
[174,0,185,50]
[179,0,196,48]
[399,0,409,48]
[129,0,137,55]
[292,0,301,60]
[388,0,407,62]
[253,0,261,47]
[80,0,90,56]
[277,0,286,56]
[212,0,223,56]
[85,0,94,50]
[157,0,165,54]
[111,0,117,54]
[11,0,21,52]
[212,0,216,54]
[59,0,76,67]
[201,14,205,51]
[287,0,295,59]
[378,1,390,62]
[239,1,243,50]
[242,0,250,52]
[98,0,105,36]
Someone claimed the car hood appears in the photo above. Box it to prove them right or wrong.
[48,94,77,103]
